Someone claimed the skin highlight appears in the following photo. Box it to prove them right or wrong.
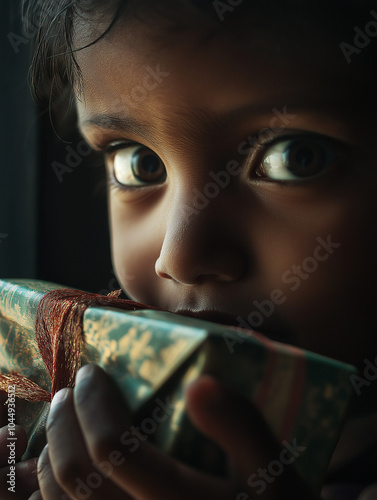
[2,2,377,498]
[75,11,377,366]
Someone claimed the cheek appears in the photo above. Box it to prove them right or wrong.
[109,197,163,303]
[257,181,376,289]
[259,191,377,361]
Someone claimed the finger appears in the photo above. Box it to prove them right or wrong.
[185,376,314,500]
[185,376,278,473]
[0,458,39,500]
[0,422,37,496]
[37,445,75,500]
[0,425,28,466]
[28,491,43,500]
[46,386,133,500]
[74,364,234,500]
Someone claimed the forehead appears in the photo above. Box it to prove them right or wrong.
[74,3,376,141]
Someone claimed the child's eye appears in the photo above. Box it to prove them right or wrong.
[107,144,166,187]
[256,136,334,182]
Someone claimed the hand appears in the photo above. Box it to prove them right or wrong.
[0,391,39,500]
[35,365,317,500]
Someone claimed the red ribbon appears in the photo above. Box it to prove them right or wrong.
[0,289,156,402]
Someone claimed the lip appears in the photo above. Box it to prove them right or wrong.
[174,309,247,329]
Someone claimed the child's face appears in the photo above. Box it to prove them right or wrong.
[75,5,377,366]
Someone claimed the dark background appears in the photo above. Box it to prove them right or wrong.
[0,0,115,294]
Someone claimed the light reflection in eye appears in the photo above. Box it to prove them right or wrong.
[259,137,333,181]
[110,145,166,187]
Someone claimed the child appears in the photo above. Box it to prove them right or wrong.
[1,0,377,498]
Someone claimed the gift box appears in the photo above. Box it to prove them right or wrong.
[0,278,357,492]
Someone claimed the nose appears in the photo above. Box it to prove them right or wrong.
[155,188,248,285]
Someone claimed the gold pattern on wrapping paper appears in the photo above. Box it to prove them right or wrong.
[96,339,118,366]
[0,319,47,384]
[129,330,155,362]
[168,363,203,433]
[0,280,359,490]
[84,317,118,343]
[160,338,191,365]
[170,399,185,433]
[118,327,138,352]
[138,360,161,384]
[14,303,21,321]
[0,281,47,329]
[84,312,201,392]
[138,338,194,384]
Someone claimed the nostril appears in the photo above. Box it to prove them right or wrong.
[158,271,172,279]
[155,257,173,280]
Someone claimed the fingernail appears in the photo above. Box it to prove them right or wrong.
[50,388,69,409]
[39,444,48,459]
[75,364,94,386]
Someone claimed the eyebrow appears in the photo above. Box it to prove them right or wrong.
[79,100,346,142]
[79,114,152,139]
[78,104,270,141]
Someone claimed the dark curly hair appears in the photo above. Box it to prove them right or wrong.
[21,0,377,104]
[21,0,227,101]
[21,0,123,101]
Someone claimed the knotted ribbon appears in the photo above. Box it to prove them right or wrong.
[0,289,157,402]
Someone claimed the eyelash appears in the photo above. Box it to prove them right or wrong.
[97,131,344,192]
[101,141,137,157]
